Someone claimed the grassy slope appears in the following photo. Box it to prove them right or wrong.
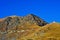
[39,23,60,40]
[17,23,60,40]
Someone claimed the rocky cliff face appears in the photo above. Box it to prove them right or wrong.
[0,14,48,40]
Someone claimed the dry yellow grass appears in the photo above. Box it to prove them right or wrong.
[17,22,60,40]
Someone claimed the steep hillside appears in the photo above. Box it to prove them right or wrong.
[0,14,48,40]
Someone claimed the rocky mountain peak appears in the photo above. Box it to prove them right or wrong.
[0,14,48,27]
[25,14,48,26]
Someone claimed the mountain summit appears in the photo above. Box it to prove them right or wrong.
[25,14,48,26]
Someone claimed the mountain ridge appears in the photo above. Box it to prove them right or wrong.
[0,14,60,40]
[0,14,48,26]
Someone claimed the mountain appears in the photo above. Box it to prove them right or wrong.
[0,14,48,40]
[1,14,60,40]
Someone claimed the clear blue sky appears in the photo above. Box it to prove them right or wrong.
[0,0,60,23]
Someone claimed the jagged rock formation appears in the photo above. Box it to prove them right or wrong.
[0,14,48,40]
